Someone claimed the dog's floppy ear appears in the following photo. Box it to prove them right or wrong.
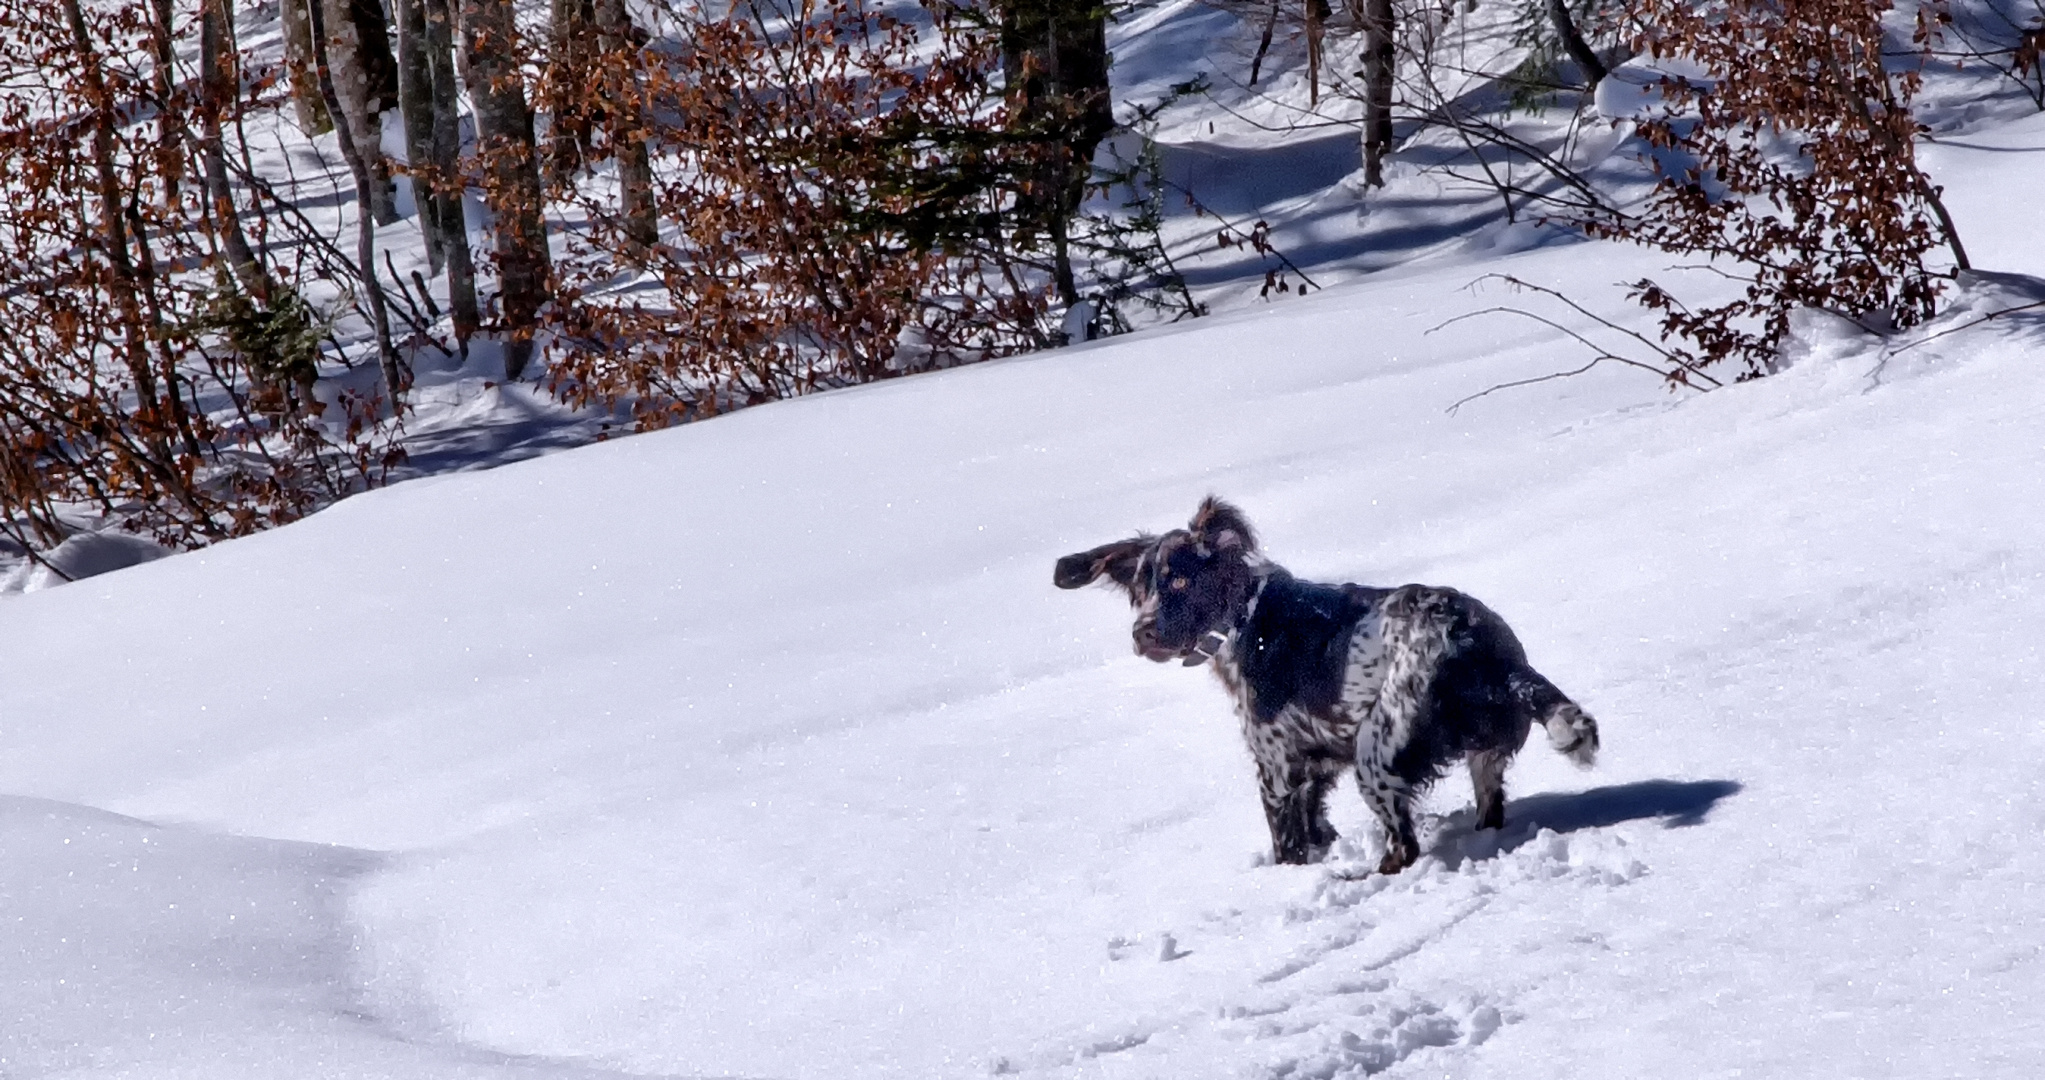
[1054,537,1149,593]
[1190,496,1257,555]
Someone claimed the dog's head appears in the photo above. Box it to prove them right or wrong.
[1053,497,1262,666]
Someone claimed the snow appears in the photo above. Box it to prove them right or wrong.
[6,1,2045,1077]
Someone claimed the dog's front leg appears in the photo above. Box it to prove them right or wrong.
[1255,760,1321,865]
[1305,770,1341,853]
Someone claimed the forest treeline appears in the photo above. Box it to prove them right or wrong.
[0,0,2037,571]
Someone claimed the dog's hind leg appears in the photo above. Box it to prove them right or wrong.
[1355,594,1453,874]
[1357,754,1420,874]
[1468,749,1510,830]
[1357,700,1424,873]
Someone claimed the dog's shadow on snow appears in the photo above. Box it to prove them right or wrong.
[1414,778,1743,866]
[1506,778,1742,833]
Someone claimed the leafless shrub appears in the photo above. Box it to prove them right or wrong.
[1384,0,1626,223]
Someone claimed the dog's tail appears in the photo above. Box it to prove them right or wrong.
[1509,668,1599,768]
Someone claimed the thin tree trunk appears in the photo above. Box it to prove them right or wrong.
[319,0,400,224]
[280,0,334,134]
[203,0,317,405]
[1306,0,1326,107]
[1813,45,1971,272]
[199,0,268,299]
[1249,0,1279,86]
[460,0,553,380]
[1362,0,1395,187]
[61,0,159,404]
[148,0,182,206]
[1546,0,1607,90]
[443,0,474,91]
[547,0,598,187]
[593,0,656,254]
[307,0,408,403]
[1921,183,1971,271]
[394,0,445,272]
[425,0,479,352]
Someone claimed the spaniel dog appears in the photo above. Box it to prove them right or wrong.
[1055,498,1599,873]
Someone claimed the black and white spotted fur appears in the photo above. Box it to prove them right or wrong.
[1054,497,1599,874]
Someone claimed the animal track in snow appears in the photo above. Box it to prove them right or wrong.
[992,820,1646,1079]
[1237,993,1499,1079]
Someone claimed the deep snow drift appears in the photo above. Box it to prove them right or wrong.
[6,1,2045,1075]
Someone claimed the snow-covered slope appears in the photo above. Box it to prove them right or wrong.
[7,0,2045,1067]
[7,135,2045,1077]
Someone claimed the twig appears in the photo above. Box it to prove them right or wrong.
[1469,274,1725,388]
[1866,297,2045,386]
[1431,305,1693,386]
[1164,178,1321,292]
[1430,276,1733,412]
[383,249,454,356]
[1445,356,1603,414]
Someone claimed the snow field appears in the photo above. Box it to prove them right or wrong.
[5,217,2044,1076]
[3,7,2045,1078]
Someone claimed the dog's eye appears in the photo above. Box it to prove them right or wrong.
[1169,576,1190,591]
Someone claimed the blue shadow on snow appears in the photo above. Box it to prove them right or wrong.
[1507,778,1742,833]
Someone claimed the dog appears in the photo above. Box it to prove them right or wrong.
[1054,497,1599,874]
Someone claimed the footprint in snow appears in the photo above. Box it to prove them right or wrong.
[1248,996,1502,1079]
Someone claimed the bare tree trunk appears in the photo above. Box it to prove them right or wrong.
[394,0,445,271]
[1362,0,1395,187]
[593,0,656,254]
[1306,0,1328,107]
[62,0,160,404]
[319,0,400,224]
[280,0,335,134]
[1921,183,1972,271]
[201,0,318,405]
[308,0,408,403]
[426,0,479,351]
[460,0,553,380]
[1249,0,1279,86]
[546,0,599,187]
[147,0,183,206]
[443,0,474,91]
[198,0,267,297]
[1546,0,1607,90]
[1806,43,1971,273]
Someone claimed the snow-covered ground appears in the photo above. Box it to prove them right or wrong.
[6,0,2045,1075]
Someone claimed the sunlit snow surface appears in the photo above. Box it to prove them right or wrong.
[5,4,2045,1077]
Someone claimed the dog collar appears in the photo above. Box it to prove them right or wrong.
[1183,630,1229,667]
[1184,571,1270,666]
